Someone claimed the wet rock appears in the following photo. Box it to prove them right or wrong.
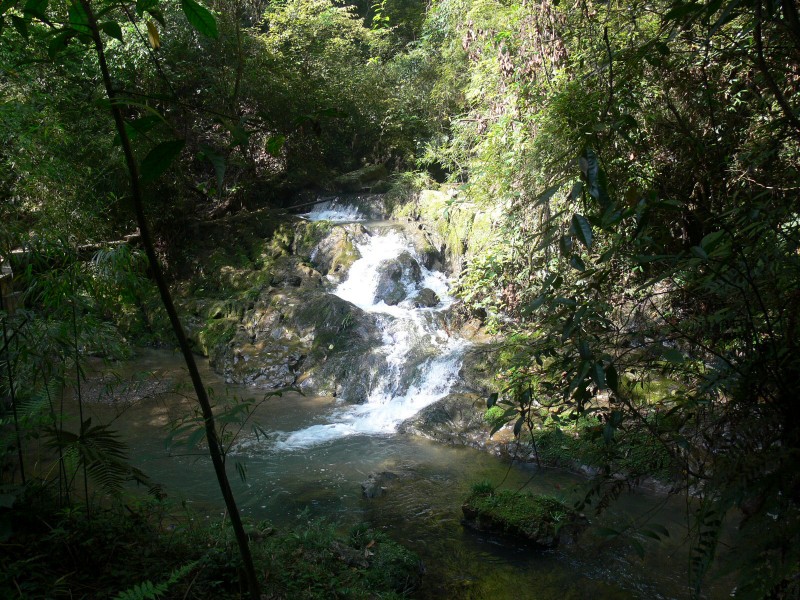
[374,252,422,305]
[399,393,487,447]
[361,471,400,499]
[413,287,440,308]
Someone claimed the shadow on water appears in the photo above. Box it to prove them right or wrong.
[79,348,721,600]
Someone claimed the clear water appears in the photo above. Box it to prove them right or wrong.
[79,203,730,598]
[84,350,708,599]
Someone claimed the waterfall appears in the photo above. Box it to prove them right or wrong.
[278,206,467,449]
[303,198,365,223]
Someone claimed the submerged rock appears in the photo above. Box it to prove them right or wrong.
[361,471,400,499]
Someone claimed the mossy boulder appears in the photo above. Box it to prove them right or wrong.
[295,221,366,282]
[462,489,586,548]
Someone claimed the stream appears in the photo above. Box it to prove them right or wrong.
[84,200,725,599]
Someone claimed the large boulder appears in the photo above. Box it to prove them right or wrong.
[211,266,385,394]
[399,393,487,447]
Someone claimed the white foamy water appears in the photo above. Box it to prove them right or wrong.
[277,212,468,450]
[303,199,364,222]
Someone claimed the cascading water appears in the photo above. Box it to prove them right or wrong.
[303,197,365,223]
[279,204,468,448]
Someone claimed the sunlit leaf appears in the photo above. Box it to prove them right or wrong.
[146,20,160,49]
[181,0,218,38]
[0,1,17,17]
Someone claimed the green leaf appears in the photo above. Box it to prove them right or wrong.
[265,134,285,157]
[665,2,703,21]
[11,14,27,37]
[559,234,573,256]
[700,230,723,252]
[180,0,218,38]
[513,416,524,437]
[48,30,72,58]
[569,255,585,271]
[605,363,619,393]
[135,0,157,15]
[595,526,621,538]
[487,392,498,408]
[199,145,226,191]
[140,139,185,183]
[99,21,123,42]
[67,1,89,34]
[591,362,605,389]
[630,538,645,558]
[571,214,593,250]
[690,246,708,259]
[235,461,247,483]
[23,0,46,19]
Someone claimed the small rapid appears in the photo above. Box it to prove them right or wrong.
[279,204,467,448]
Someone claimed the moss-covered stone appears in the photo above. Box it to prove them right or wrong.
[462,488,586,548]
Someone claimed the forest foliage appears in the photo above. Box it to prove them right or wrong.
[1,0,799,597]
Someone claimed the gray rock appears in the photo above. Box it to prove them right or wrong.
[413,287,440,308]
[373,252,422,305]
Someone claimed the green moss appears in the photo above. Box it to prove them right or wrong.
[463,489,573,544]
[484,406,506,428]
[294,220,333,258]
[196,318,237,356]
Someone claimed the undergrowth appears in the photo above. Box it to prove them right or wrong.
[0,486,421,599]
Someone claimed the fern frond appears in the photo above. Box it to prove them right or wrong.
[113,560,198,600]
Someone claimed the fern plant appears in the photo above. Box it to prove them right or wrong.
[113,560,198,600]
